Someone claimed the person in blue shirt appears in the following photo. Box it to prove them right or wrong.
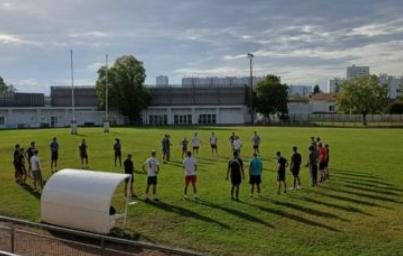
[249,153,263,198]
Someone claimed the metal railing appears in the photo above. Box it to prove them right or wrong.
[0,215,212,256]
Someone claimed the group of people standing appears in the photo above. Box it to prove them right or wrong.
[12,138,59,192]
[11,131,331,202]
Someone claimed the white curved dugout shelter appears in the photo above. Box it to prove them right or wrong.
[41,169,131,234]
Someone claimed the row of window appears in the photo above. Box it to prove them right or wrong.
[149,115,168,125]
[148,114,217,125]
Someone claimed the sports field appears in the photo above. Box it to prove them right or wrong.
[0,127,403,256]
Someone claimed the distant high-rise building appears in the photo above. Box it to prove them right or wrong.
[346,65,370,80]
[327,78,345,93]
[156,75,169,87]
[379,74,402,99]
[181,76,265,87]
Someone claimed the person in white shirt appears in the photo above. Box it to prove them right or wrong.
[142,151,160,202]
[210,132,218,155]
[233,137,242,155]
[30,150,43,191]
[182,151,198,200]
[251,131,261,155]
[191,132,201,154]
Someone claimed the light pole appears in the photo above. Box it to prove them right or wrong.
[247,53,254,125]
[70,49,78,135]
[103,54,110,133]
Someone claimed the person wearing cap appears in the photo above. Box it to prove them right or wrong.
[142,150,160,202]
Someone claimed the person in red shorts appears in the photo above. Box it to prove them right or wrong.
[183,151,198,200]
[318,143,328,183]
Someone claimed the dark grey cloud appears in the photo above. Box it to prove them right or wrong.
[1,0,403,93]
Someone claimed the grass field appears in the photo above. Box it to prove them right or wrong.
[1,127,403,256]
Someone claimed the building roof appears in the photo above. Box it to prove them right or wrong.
[310,93,337,102]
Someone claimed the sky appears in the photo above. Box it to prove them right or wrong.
[1,0,403,94]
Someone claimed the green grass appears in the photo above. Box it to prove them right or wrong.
[1,127,403,256]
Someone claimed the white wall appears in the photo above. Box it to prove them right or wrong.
[288,102,312,114]
[143,105,248,125]
[0,108,126,129]
[311,101,336,113]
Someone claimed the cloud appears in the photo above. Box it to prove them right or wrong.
[346,20,403,37]
[1,0,403,93]
[69,31,110,38]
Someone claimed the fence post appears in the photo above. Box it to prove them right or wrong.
[100,237,105,256]
[10,223,15,253]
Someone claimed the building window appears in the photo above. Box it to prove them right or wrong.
[0,116,4,126]
[198,114,216,124]
[329,105,336,112]
[149,115,167,125]
[174,114,192,125]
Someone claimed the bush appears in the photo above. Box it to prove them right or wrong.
[388,101,403,114]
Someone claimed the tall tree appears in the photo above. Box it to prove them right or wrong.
[337,75,388,125]
[313,85,321,95]
[96,56,151,124]
[254,75,288,123]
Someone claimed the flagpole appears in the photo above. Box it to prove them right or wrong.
[105,54,109,121]
[70,49,77,135]
[104,54,110,133]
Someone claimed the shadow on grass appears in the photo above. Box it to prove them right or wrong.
[313,190,389,209]
[241,201,340,232]
[193,199,274,228]
[295,197,372,216]
[321,186,402,204]
[140,199,230,230]
[332,169,380,178]
[336,179,403,193]
[333,182,401,196]
[259,197,349,222]
[20,183,41,199]
[332,175,393,187]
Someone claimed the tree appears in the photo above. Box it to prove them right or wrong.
[313,85,321,95]
[254,75,288,123]
[337,75,388,125]
[96,56,151,124]
[0,76,16,93]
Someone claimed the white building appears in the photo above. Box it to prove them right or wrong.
[379,74,403,99]
[287,85,312,97]
[181,76,265,87]
[327,78,344,93]
[156,75,169,87]
[310,93,337,113]
[347,65,370,80]
[144,86,251,125]
[0,107,126,129]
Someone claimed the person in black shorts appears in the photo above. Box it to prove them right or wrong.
[290,146,302,190]
[19,147,27,184]
[78,139,89,168]
[276,151,288,194]
[124,154,136,198]
[180,137,189,159]
[114,138,122,167]
[50,137,59,172]
[226,151,245,201]
[324,144,330,180]
[25,141,36,176]
[13,144,22,183]
[306,145,318,187]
